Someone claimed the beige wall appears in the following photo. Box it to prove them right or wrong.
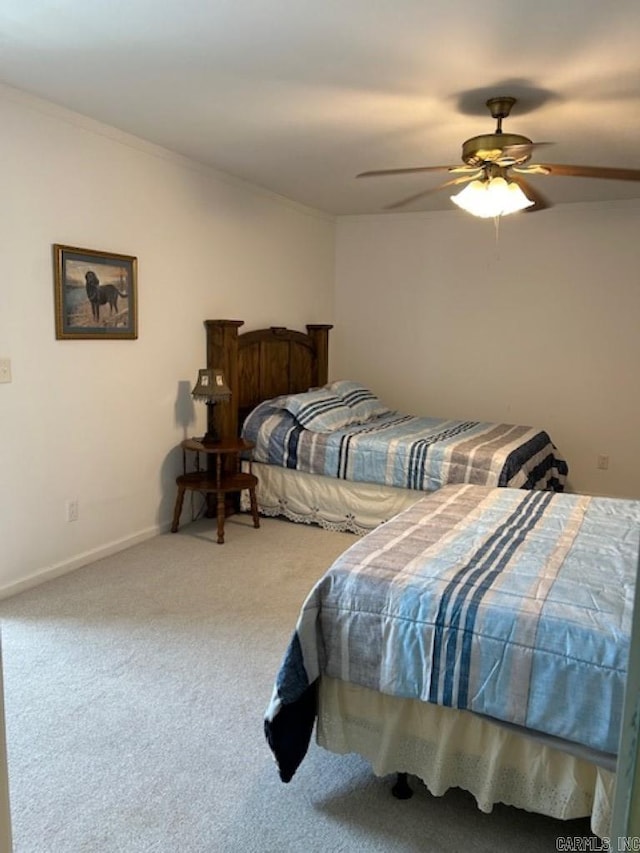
[3,79,639,598]
[333,202,640,498]
[0,84,335,595]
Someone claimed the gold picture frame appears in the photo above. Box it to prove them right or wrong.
[53,244,138,340]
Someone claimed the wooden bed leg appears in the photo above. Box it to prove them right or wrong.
[391,772,413,800]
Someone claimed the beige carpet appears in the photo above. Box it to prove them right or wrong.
[0,513,592,852]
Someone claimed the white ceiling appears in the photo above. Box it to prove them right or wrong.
[1,0,639,215]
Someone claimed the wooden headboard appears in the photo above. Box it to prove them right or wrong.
[204,320,333,438]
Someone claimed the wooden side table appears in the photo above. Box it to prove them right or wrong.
[171,437,260,544]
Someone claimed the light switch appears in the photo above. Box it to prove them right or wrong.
[0,358,12,384]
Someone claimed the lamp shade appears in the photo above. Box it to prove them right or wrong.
[191,368,231,402]
[451,176,534,218]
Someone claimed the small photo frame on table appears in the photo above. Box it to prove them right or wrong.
[53,244,138,340]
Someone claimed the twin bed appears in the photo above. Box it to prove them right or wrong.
[205,319,568,534]
[203,319,638,838]
[265,484,638,838]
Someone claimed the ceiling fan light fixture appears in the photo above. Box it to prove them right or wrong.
[450,175,534,218]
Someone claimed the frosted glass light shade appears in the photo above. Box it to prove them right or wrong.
[451,176,534,218]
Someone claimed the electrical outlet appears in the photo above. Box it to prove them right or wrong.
[66,499,79,522]
[597,455,609,471]
[0,358,11,384]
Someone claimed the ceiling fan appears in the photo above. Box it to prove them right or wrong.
[356,96,640,217]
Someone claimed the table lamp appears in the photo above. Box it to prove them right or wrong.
[191,367,231,445]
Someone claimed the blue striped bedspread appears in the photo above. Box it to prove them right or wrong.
[243,401,568,491]
[264,484,639,783]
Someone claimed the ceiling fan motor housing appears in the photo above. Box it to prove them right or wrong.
[461,132,534,167]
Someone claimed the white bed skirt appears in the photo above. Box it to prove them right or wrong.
[241,462,424,534]
[316,676,613,839]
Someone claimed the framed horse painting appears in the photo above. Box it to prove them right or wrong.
[53,244,138,340]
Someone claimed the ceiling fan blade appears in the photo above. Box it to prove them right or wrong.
[498,141,553,164]
[356,164,464,178]
[537,164,640,181]
[509,174,552,212]
[384,174,479,210]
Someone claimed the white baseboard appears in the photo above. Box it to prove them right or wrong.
[0,521,173,601]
